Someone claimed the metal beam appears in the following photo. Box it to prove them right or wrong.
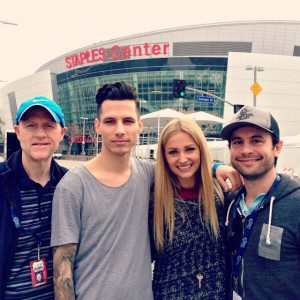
[185,87,234,107]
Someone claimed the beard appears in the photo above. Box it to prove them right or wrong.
[231,156,275,181]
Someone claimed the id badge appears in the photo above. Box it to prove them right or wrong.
[30,258,48,287]
[258,223,283,261]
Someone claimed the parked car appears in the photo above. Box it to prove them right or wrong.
[53,152,62,159]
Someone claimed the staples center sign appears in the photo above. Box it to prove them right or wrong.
[65,42,170,69]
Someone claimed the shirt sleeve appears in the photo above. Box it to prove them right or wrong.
[148,184,157,262]
[50,173,82,247]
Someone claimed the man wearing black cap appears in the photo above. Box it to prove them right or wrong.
[221,106,300,299]
[0,96,67,299]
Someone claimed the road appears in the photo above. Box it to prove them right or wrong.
[0,156,86,170]
[53,158,86,169]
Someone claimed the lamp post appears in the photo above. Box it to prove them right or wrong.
[245,65,265,107]
[80,117,88,155]
[0,20,18,26]
[139,99,147,114]
[138,99,147,147]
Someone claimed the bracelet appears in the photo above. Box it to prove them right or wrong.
[212,163,226,176]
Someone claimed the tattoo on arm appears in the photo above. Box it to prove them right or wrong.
[53,244,77,300]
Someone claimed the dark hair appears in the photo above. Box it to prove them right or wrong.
[95,81,140,115]
[271,134,279,166]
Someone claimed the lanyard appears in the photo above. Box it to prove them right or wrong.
[10,206,49,235]
[232,174,280,280]
[10,206,51,260]
[10,205,51,247]
[4,171,53,260]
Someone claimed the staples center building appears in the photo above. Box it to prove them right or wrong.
[1,20,300,154]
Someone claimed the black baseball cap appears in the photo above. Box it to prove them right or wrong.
[221,106,280,141]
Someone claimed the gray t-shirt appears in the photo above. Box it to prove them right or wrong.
[51,158,155,300]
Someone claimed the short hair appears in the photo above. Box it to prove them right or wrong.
[95,81,140,115]
[272,134,280,166]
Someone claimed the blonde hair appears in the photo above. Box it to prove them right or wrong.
[154,118,222,250]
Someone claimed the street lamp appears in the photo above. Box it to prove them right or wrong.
[0,20,18,26]
[80,117,88,155]
[245,65,265,107]
[139,99,147,114]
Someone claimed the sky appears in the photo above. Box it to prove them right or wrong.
[1,0,299,88]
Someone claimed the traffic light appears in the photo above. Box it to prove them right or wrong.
[233,104,244,114]
[173,79,186,98]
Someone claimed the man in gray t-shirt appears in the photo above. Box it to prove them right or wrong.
[51,82,154,299]
[51,158,154,299]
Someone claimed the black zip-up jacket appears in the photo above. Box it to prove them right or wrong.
[226,174,300,300]
[0,150,68,299]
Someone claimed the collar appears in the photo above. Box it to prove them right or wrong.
[2,149,67,186]
[236,174,280,217]
[238,193,266,217]
[18,160,56,189]
[178,186,199,199]
[0,150,22,182]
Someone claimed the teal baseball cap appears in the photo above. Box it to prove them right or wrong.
[15,96,65,127]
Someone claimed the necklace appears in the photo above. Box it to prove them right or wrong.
[175,198,204,289]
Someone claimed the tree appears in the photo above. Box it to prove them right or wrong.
[65,121,81,155]
[85,123,100,155]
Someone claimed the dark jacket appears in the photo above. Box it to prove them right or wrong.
[0,150,68,299]
[226,174,300,300]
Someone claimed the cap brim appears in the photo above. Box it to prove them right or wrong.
[221,121,274,140]
[17,104,60,124]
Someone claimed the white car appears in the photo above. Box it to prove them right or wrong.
[53,152,62,159]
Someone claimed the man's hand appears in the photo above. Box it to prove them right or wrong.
[53,244,77,300]
[215,165,243,192]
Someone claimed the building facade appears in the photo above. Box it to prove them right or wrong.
[1,20,300,154]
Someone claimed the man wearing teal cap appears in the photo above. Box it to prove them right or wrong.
[0,96,67,299]
[15,96,66,127]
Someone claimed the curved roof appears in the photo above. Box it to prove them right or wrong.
[36,20,300,73]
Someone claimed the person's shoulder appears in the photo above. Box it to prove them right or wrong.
[0,161,12,183]
[133,157,155,170]
[56,165,87,189]
[280,173,300,186]
[278,174,300,196]
[57,164,68,175]
[52,159,68,178]
[274,175,300,214]
[132,157,155,181]
[0,161,9,174]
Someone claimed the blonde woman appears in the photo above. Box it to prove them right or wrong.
[150,118,227,299]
